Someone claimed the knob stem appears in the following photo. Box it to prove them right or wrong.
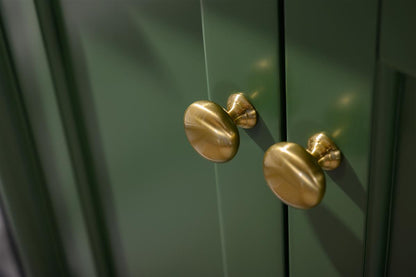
[226,93,257,129]
[306,132,342,171]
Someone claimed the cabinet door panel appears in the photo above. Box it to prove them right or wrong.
[200,0,286,276]
[30,0,286,276]
[38,1,223,276]
[285,0,379,275]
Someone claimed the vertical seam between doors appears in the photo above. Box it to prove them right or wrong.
[278,0,289,276]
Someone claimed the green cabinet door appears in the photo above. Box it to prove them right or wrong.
[200,0,286,275]
[378,0,416,275]
[0,0,286,276]
[284,0,379,275]
[285,0,416,276]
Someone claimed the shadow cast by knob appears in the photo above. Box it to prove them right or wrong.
[244,114,275,152]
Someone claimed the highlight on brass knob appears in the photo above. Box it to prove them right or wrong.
[263,132,342,209]
[184,93,257,162]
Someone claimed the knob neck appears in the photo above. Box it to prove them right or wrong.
[306,132,341,171]
[226,93,257,129]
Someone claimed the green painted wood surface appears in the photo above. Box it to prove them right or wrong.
[32,0,284,275]
[380,0,416,76]
[363,65,403,276]
[378,2,416,273]
[200,0,286,275]
[0,18,69,277]
[0,1,96,276]
[42,0,224,276]
[386,74,416,275]
[284,0,379,275]
[0,0,287,275]
[33,0,288,275]
[3,0,414,276]
[34,1,123,275]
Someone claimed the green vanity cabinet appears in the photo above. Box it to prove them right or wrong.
[0,0,414,276]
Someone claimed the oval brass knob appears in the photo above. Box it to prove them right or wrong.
[184,93,257,162]
[263,132,342,209]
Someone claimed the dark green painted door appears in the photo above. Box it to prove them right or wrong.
[284,0,379,275]
[285,0,416,276]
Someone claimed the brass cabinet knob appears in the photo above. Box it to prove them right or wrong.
[184,93,257,162]
[263,132,342,209]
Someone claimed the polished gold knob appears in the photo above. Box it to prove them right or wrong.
[184,93,257,162]
[263,132,342,209]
